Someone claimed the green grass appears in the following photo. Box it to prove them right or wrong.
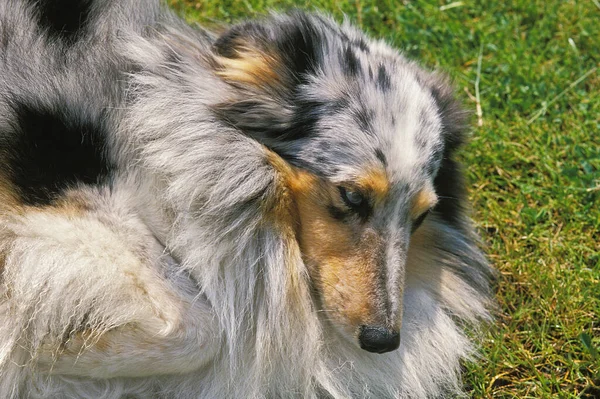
[170,1,599,397]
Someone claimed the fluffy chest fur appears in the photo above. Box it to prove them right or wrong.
[0,1,494,398]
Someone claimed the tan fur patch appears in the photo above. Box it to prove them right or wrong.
[266,158,385,332]
[411,188,438,220]
[356,167,390,205]
[215,46,282,89]
[264,149,297,226]
[266,150,390,332]
[264,150,313,312]
[291,174,383,330]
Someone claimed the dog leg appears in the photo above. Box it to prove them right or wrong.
[0,190,219,380]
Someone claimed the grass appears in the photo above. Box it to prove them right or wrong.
[169,1,599,397]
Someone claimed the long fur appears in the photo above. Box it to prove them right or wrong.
[0,1,494,398]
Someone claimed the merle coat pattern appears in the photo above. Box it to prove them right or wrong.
[0,1,494,397]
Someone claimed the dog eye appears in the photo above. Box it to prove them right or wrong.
[411,209,431,233]
[339,186,365,209]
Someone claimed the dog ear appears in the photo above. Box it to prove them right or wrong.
[212,12,320,92]
[213,26,287,92]
[412,69,468,150]
[211,13,323,147]
[412,68,470,229]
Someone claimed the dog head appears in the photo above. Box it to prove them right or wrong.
[211,12,466,354]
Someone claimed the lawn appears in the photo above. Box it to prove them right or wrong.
[168,1,600,397]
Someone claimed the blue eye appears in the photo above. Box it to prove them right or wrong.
[339,186,365,208]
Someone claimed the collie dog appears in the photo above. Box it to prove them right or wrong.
[0,0,494,397]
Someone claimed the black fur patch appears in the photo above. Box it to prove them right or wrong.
[412,69,467,150]
[213,99,292,139]
[432,154,466,230]
[213,12,324,146]
[341,45,361,77]
[286,99,331,141]
[28,0,94,42]
[214,97,328,143]
[213,12,321,84]
[3,99,112,205]
[354,38,370,53]
[327,204,351,222]
[413,69,469,229]
[327,199,371,223]
[280,14,321,82]
[354,106,374,134]
[375,148,387,166]
[411,209,430,233]
[377,65,391,92]
[329,97,351,114]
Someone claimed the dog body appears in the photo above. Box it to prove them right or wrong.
[0,1,493,397]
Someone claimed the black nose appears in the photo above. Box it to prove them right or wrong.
[358,325,400,354]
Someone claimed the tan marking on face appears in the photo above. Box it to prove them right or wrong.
[411,188,438,219]
[355,167,390,205]
[215,46,282,88]
[310,230,384,329]
[285,168,385,333]
[264,150,315,314]
[264,149,297,227]
[266,150,389,332]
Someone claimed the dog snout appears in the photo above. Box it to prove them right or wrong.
[358,325,400,354]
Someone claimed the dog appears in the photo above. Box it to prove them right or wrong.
[0,0,494,397]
